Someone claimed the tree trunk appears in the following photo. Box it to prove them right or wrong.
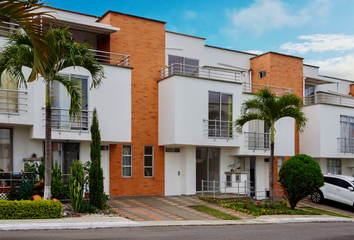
[43,80,52,200]
[269,124,275,206]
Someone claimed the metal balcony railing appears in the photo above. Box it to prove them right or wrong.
[89,49,130,66]
[0,172,36,194]
[203,119,234,140]
[244,132,270,151]
[338,138,354,153]
[0,21,19,37]
[43,108,93,132]
[160,63,242,82]
[304,92,354,108]
[0,89,28,114]
[242,82,293,97]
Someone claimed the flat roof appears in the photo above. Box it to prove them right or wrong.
[100,10,166,24]
[166,30,206,40]
[205,45,258,56]
[303,63,320,68]
[46,6,100,18]
[250,51,304,60]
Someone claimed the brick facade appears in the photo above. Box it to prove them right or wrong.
[99,12,165,196]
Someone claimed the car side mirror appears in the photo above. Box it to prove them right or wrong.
[348,186,354,191]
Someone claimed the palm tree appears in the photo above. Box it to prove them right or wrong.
[235,88,307,205]
[0,0,55,82]
[0,27,104,199]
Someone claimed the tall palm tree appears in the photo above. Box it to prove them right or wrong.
[235,88,307,205]
[0,0,55,82]
[0,27,104,199]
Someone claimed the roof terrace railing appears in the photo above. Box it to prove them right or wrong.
[242,82,293,97]
[0,89,28,114]
[304,92,354,108]
[0,21,19,37]
[89,49,130,67]
[160,63,242,82]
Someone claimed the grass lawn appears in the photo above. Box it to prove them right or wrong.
[190,206,240,220]
[223,203,321,217]
[303,207,352,218]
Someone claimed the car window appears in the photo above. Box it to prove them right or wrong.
[324,177,339,186]
[339,179,352,189]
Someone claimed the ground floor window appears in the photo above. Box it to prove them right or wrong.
[326,159,341,174]
[277,157,284,181]
[122,145,132,177]
[144,146,153,177]
[0,128,12,172]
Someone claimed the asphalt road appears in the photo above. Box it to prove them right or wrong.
[1,223,354,240]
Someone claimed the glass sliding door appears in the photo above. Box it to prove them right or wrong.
[196,147,220,192]
[0,128,12,172]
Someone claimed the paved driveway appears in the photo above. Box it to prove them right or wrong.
[108,196,253,221]
[298,197,354,217]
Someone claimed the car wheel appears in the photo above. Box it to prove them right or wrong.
[311,191,323,203]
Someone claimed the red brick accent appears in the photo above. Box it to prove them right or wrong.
[250,52,303,155]
[99,13,165,197]
[350,84,354,97]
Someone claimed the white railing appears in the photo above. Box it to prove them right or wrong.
[304,92,354,108]
[89,49,130,67]
[338,138,354,153]
[242,82,293,96]
[244,132,270,151]
[0,172,36,194]
[203,119,234,140]
[160,63,242,82]
[0,21,19,37]
[0,89,28,114]
[42,108,93,132]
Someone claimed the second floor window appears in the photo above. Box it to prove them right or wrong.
[259,70,266,78]
[208,91,233,139]
[168,55,199,76]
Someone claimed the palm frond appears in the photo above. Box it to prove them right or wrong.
[235,112,263,133]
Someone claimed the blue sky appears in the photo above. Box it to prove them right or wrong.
[47,0,354,80]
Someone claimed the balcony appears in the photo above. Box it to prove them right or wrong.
[244,132,270,151]
[203,119,234,140]
[89,49,130,67]
[0,21,18,37]
[0,89,28,114]
[160,63,242,82]
[338,138,354,153]
[304,92,354,108]
[43,108,93,132]
[242,82,293,97]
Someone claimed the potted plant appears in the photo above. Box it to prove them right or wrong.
[228,164,236,172]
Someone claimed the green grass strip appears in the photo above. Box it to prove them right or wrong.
[303,207,352,218]
[190,205,240,220]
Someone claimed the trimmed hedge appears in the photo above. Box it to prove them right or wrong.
[0,200,62,219]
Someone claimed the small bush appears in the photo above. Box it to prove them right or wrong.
[0,200,62,219]
[51,162,64,199]
[279,154,324,209]
[80,201,98,214]
[7,181,34,200]
[69,160,84,213]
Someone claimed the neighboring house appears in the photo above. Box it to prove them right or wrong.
[0,7,353,198]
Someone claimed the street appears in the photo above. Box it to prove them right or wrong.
[1,223,354,240]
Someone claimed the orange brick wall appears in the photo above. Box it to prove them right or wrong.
[350,84,354,96]
[99,12,165,196]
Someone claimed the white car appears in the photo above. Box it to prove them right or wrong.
[311,175,354,207]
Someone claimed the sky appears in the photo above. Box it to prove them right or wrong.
[47,0,354,81]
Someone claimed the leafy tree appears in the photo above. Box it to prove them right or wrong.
[89,108,104,209]
[0,28,104,199]
[235,88,307,205]
[279,154,324,209]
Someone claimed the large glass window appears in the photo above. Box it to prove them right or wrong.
[0,128,12,172]
[144,146,153,177]
[304,84,315,104]
[326,159,341,174]
[122,145,132,177]
[0,71,19,113]
[168,55,199,76]
[208,91,233,138]
[340,115,354,152]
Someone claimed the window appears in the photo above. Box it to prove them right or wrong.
[122,145,132,177]
[144,146,153,177]
[51,74,88,130]
[340,116,354,152]
[168,55,199,76]
[277,157,284,181]
[324,176,339,186]
[339,179,351,189]
[165,148,180,152]
[326,159,341,174]
[0,128,12,172]
[208,91,233,138]
[304,84,315,104]
[258,70,266,78]
[0,71,19,113]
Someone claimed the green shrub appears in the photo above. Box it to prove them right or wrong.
[89,108,104,209]
[69,160,84,213]
[7,181,35,201]
[279,154,324,209]
[51,162,64,199]
[80,200,98,214]
[0,200,62,219]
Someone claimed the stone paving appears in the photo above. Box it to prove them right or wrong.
[109,195,253,221]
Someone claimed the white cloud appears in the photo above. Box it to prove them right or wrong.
[246,50,263,55]
[183,10,198,20]
[305,54,354,81]
[280,34,354,54]
[228,0,331,36]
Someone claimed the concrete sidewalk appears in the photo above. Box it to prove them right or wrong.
[0,215,352,231]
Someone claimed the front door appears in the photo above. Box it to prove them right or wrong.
[101,146,110,195]
[196,147,220,192]
[165,152,181,196]
[62,143,80,182]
